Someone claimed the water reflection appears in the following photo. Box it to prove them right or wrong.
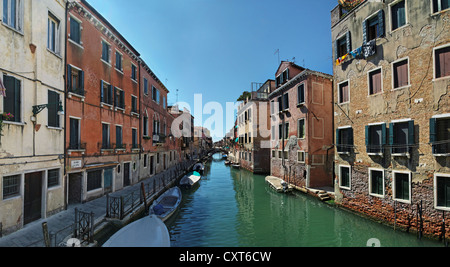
[167,153,441,247]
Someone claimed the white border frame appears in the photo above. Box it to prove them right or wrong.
[392,170,412,204]
[434,173,450,211]
[337,79,350,105]
[433,43,450,81]
[367,66,383,96]
[389,0,409,33]
[391,57,411,90]
[369,167,385,198]
[339,165,351,190]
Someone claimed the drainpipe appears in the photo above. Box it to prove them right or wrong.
[63,1,69,210]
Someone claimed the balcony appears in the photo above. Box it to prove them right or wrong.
[152,133,166,145]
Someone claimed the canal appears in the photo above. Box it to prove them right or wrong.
[166,153,442,247]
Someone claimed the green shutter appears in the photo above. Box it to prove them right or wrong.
[365,125,370,153]
[80,70,84,95]
[100,81,104,102]
[67,65,72,92]
[377,9,385,38]
[381,123,387,146]
[346,31,351,54]
[362,19,368,44]
[389,123,394,153]
[14,78,21,122]
[430,118,436,154]
[408,120,415,147]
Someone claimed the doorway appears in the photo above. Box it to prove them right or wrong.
[68,173,83,205]
[123,163,130,187]
[24,172,43,225]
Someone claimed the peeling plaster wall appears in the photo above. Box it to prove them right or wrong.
[332,0,450,239]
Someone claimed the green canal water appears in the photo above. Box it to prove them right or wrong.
[166,154,442,247]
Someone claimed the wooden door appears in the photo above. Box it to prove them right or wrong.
[123,163,130,187]
[24,172,42,225]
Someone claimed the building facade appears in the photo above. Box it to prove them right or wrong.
[0,0,66,234]
[331,0,450,238]
[269,61,334,188]
[236,80,274,174]
[65,0,141,204]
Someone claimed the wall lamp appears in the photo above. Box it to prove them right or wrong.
[32,101,65,116]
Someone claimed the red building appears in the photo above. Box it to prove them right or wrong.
[139,61,181,178]
[269,61,334,188]
[65,0,141,203]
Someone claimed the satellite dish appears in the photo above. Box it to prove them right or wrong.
[66,238,81,247]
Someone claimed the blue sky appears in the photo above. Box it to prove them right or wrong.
[87,0,338,141]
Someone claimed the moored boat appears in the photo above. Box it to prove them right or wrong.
[150,187,182,222]
[180,171,201,188]
[102,215,170,247]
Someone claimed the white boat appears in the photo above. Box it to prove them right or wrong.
[150,187,182,222]
[102,215,170,247]
[180,171,201,188]
[232,164,240,169]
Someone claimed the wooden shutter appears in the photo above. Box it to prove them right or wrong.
[3,75,15,118]
[80,70,84,94]
[335,40,339,60]
[365,125,370,153]
[389,123,394,153]
[381,123,387,146]
[346,31,351,54]
[377,9,385,38]
[394,60,409,88]
[67,65,72,92]
[430,118,436,154]
[48,90,59,127]
[408,120,415,148]
[100,81,104,102]
[362,19,368,44]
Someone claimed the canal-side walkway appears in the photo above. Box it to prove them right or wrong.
[0,160,195,247]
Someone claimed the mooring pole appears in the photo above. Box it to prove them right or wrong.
[141,182,148,214]
[42,222,51,247]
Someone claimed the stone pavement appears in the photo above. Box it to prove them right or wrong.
[0,161,194,247]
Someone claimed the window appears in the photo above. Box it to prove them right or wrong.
[69,118,80,149]
[47,169,60,188]
[114,87,124,109]
[132,128,137,149]
[101,40,110,63]
[297,83,305,105]
[283,151,288,160]
[297,151,305,163]
[271,150,276,158]
[87,170,102,191]
[363,10,385,43]
[432,0,450,13]
[283,93,289,110]
[69,17,81,44]
[3,174,20,199]
[339,165,351,189]
[152,86,160,103]
[435,45,450,79]
[116,125,123,149]
[102,123,110,149]
[277,96,283,112]
[3,74,21,122]
[143,78,148,95]
[436,174,450,209]
[298,118,305,139]
[131,96,137,113]
[338,81,349,104]
[391,0,406,31]
[368,68,382,95]
[131,64,137,81]
[279,123,289,140]
[270,100,275,115]
[2,0,23,32]
[101,81,113,105]
[365,123,386,154]
[389,120,414,154]
[393,171,411,202]
[115,51,123,72]
[276,68,290,87]
[369,169,384,197]
[67,65,84,96]
[336,127,353,153]
[393,59,409,89]
[335,32,351,59]
[47,90,60,128]
[47,13,60,54]
[430,116,450,154]
[143,116,149,136]
[163,96,166,109]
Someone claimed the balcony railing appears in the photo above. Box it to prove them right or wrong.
[152,134,166,144]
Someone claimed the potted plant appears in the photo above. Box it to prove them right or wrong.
[0,112,14,140]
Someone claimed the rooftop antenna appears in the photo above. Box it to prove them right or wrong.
[303,59,305,68]
[176,89,179,103]
[292,57,296,63]
[274,49,280,65]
